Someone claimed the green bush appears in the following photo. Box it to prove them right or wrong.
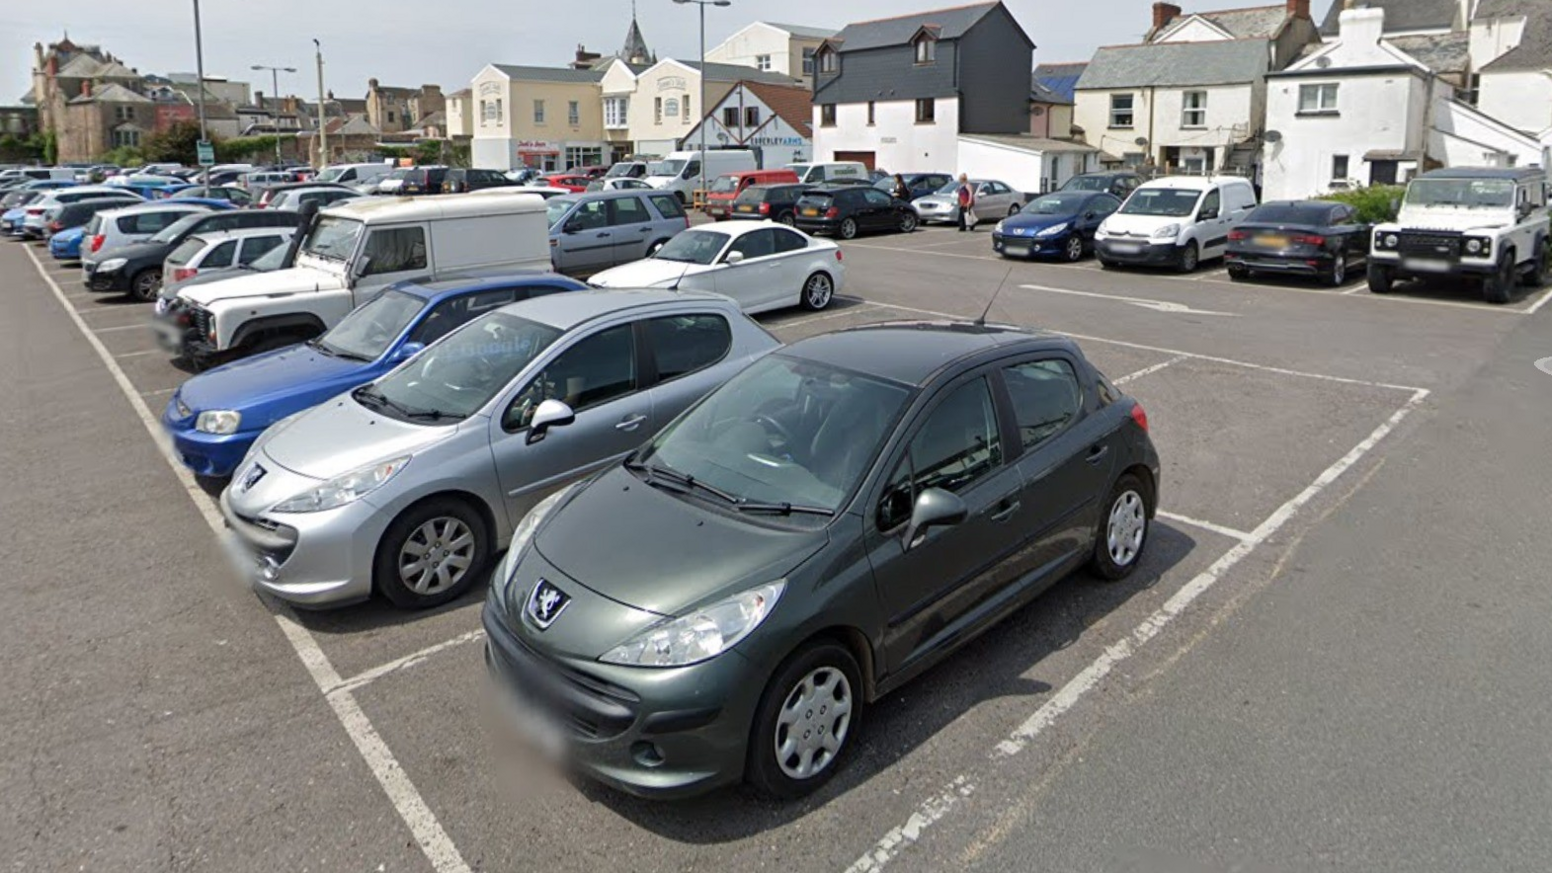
[1318,185,1405,224]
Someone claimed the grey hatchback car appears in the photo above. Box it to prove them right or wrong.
[483,321,1161,799]
[220,289,780,609]
[547,189,688,275]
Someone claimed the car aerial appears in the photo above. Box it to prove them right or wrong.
[481,319,1159,799]
[542,174,593,194]
[441,168,520,194]
[588,221,845,313]
[219,289,782,609]
[18,185,144,238]
[164,272,588,479]
[793,185,919,239]
[1224,200,1371,286]
[546,189,689,275]
[911,179,1022,227]
[163,227,295,286]
[1367,167,1550,303]
[728,183,814,226]
[992,190,1123,262]
[703,169,801,221]
[83,209,302,301]
[1060,172,1143,199]
[874,172,954,201]
[377,166,449,197]
[262,184,361,213]
[1094,175,1258,273]
[80,202,215,262]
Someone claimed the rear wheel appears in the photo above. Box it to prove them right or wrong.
[839,217,859,240]
[1227,265,1251,282]
[1367,263,1394,294]
[899,212,918,233]
[1090,473,1151,581]
[375,498,491,610]
[1062,234,1084,262]
[746,641,861,800]
[1483,250,1515,304]
[129,268,162,302]
[1327,254,1347,287]
[776,212,796,227]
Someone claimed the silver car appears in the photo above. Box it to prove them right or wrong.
[546,190,689,275]
[220,289,781,609]
[912,179,1022,227]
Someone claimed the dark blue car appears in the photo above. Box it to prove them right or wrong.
[162,272,588,478]
[992,191,1122,262]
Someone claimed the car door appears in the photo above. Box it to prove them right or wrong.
[606,194,655,265]
[1195,188,1229,259]
[354,224,430,300]
[859,188,894,230]
[641,311,735,422]
[553,198,613,273]
[712,227,779,310]
[864,373,1027,675]
[1081,194,1121,241]
[768,227,816,308]
[488,320,653,522]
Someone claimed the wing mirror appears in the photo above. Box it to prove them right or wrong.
[526,399,576,445]
[392,341,425,363]
[1084,211,1096,219]
[348,254,371,281]
[902,488,968,551]
[724,250,746,265]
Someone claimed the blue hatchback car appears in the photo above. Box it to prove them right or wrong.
[992,190,1123,262]
[162,272,588,478]
[50,225,86,259]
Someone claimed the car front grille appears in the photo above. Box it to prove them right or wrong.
[1397,231,1462,259]
[189,306,213,340]
[486,613,640,741]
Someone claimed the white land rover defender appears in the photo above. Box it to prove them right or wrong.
[1368,167,1550,303]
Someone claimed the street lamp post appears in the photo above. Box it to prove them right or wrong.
[313,40,328,167]
[673,0,730,207]
[191,0,209,184]
[251,64,297,165]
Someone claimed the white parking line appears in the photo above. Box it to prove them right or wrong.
[1018,284,1240,317]
[20,245,474,873]
[112,348,160,360]
[845,386,1429,873]
[1155,511,1253,542]
[94,322,149,334]
[1526,286,1552,315]
[1112,354,1190,387]
[766,302,883,332]
[328,630,487,697]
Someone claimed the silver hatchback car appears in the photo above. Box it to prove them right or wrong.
[220,289,780,609]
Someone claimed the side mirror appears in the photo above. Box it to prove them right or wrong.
[902,487,968,551]
[526,399,575,445]
[349,254,371,280]
[1084,211,1096,219]
[393,341,425,363]
[724,250,745,265]
[1389,197,1400,214]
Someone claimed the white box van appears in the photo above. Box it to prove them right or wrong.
[645,150,757,202]
[787,162,869,186]
[1093,175,1257,272]
[165,194,553,361]
[315,162,395,186]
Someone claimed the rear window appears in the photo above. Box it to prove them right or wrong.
[735,185,768,203]
[166,237,207,265]
[710,176,740,194]
[648,194,685,219]
[202,239,239,268]
[1246,203,1332,224]
[798,192,835,206]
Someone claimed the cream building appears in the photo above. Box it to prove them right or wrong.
[624,59,800,158]
[704,22,834,87]
[469,65,606,171]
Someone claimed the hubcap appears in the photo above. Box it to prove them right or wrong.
[398,517,475,596]
[806,275,833,308]
[1066,236,1083,261]
[1182,247,1198,271]
[1106,490,1146,567]
[774,666,853,780]
[842,219,856,239]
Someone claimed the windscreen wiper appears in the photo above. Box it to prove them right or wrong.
[625,459,740,504]
[733,501,835,517]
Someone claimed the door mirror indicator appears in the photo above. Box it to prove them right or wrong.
[526,399,576,445]
[903,488,968,551]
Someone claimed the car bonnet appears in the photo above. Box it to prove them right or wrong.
[258,392,458,480]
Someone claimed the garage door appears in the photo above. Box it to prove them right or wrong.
[835,151,876,171]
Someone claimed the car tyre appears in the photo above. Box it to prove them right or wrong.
[838,218,859,240]
[1176,241,1200,273]
[375,498,491,610]
[130,268,162,302]
[1098,257,1119,271]
[1367,263,1393,294]
[1090,473,1151,581]
[1483,250,1515,304]
[746,640,861,800]
[801,272,834,310]
[1062,234,1084,262]
[899,212,918,233]
[1327,254,1347,287]
[777,212,796,227]
[1227,265,1251,282]
[1520,239,1547,288]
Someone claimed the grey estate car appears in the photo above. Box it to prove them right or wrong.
[220,289,780,609]
[546,189,688,275]
[483,321,1161,799]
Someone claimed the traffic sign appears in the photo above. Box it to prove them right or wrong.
[196,140,215,167]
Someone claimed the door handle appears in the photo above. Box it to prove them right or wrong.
[1085,445,1110,465]
[989,500,1022,523]
[615,414,648,432]
[637,227,650,232]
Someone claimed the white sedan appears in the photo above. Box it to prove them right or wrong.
[587,221,845,314]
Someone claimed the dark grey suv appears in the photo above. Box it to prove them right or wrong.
[484,321,1161,799]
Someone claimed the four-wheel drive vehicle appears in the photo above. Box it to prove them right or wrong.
[1094,175,1257,273]
[1367,167,1550,303]
[83,209,299,300]
[161,194,553,364]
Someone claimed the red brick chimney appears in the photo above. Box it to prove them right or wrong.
[1152,2,1183,30]
[1286,0,1310,19]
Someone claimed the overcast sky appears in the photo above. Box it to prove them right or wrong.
[2,0,1336,106]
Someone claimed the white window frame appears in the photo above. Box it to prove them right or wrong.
[1181,90,1207,128]
[819,48,837,74]
[755,54,772,71]
[1110,93,1135,128]
[604,96,628,127]
[533,99,545,124]
[1298,83,1339,114]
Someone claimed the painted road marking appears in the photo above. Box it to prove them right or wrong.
[765,301,883,332]
[112,348,161,359]
[1155,511,1253,543]
[1017,284,1241,317]
[328,630,488,697]
[1112,355,1189,386]
[94,322,151,333]
[1536,356,1552,375]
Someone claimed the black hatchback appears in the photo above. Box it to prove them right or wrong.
[1225,200,1370,286]
[441,168,518,194]
[82,210,302,301]
[728,183,814,225]
[793,186,918,240]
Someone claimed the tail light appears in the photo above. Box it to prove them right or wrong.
[824,207,839,219]
[1227,229,1247,241]
[90,234,105,253]
[835,250,843,262]
[1292,234,1326,246]
[26,206,43,215]
[758,202,770,215]
[172,267,197,283]
[1129,403,1149,433]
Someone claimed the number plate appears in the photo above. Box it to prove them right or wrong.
[1003,244,1030,257]
[801,208,820,217]
[1257,233,1289,248]
[737,205,754,213]
[1109,242,1141,254]
[1402,257,1452,273]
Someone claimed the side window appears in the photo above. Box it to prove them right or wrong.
[648,314,731,381]
[238,235,285,265]
[683,160,701,180]
[648,193,685,219]
[608,195,650,226]
[567,200,609,231]
[361,226,428,275]
[202,240,239,268]
[1001,359,1081,451]
[863,188,892,208]
[504,324,637,429]
[411,289,516,345]
[877,377,1004,530]
[1092,195,1120,217]
[728,228,776,260]
[1198,189,1221,220]
[772,228,808,254]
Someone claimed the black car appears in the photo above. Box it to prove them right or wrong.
[1225,200,1370,286]
[1061,172,1143,200]
[83,210,302,301]
[875,172,954,201]
[441,168,517,194]
[728,183,816,225]
[794,186,918,239]
[43,198,137,239]
[382,165,448,196]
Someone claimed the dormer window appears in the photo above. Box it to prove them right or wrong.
[914,33,937,64]
[817,45,837,74]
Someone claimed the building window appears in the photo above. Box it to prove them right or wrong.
[112,129,140,148]
[1298,83,1338,114]
[568,100,580,125]
[723,107,739,127]
[115,105,134,122]
[387,110,396,123]
[664,97,680,120]
[605,96,628,127]
[1181,90,1206,128]
[565,145,603,169]
[533,99,545,124]
[744,106,760,127]
[756,54,772,71]
[802,48,816,76]
[818,47,837,74]
[654,97,662,123]
[867,101,876,125]
[915,98,936,124]
[684,95,691,119]
[1331,154,1349,180]
[820,104,836,127]
[1461,73,1481,106]
[1109,93,1134,128]
[914,36,937,64]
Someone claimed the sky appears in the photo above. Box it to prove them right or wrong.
[1,0,1337,106]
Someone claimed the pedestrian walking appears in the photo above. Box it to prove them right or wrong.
[956,174,977,232]
[892,173,911,201]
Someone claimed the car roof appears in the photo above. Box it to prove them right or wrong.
[388,270,583,301]
[562,189,652,201]
[682,220,786,237]
[1139,175,1250,191]
[783,321,1073,386]
[1416,166,1542,182]
[495,288,731,330]
[102,201,210,216]
[189,227,295,243]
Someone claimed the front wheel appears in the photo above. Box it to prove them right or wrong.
[1089,473,1151,581]
[746,641,861,800]
[1176,241,1200,273]
[1367,263,1393,294]
[801,272,834,310]
[899,212,918,233]
[1062,234,1084,262]
[1483,251,1515,304]
[1520,239,1547,288]
[375,498,491,610]
[838,217,859,240]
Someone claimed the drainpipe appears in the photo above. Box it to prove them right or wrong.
[1421,70,1438,171]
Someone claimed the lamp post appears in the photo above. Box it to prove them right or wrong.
[191,0,209,185]
[313,40,328,167]
[250,64,297,165]
[672,0,730,207]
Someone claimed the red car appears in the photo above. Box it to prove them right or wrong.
[543,174,592,193]
[577,166,610,179]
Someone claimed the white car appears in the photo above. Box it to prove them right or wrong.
[586,221,844,314]
[162,227,294,286]
[912,179,1022,226]
[19,185,143,237]
[468,185,571,200]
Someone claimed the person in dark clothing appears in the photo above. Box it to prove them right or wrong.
[892,173,910,201]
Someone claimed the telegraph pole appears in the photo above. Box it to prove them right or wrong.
[314,40,328,167]
[192,0,209,184]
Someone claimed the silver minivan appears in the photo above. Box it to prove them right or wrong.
[546,190,688,275]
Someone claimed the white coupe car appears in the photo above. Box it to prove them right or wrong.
[587,221,845,314]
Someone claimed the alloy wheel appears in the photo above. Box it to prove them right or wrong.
[773,666,853,780]
[804,273,834,309]
[397,516,475,595]
[1106,490,1146,567]
[840,218,858,240]
[900,212,918,233]
[1064,235,1084,262]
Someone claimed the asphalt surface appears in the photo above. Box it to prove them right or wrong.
[3,219,1549,872]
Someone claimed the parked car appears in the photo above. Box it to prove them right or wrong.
[218,289,781,609]
[163,227,294,286]
[315,163,395,187]
[157,232,297,305]
[377,166,449,196]
[239,171,297,191]
[164,271,587,479]
[49,226,87,260]
[992,191,1123,262]
[262,185,360,213]
[793,185,919,239]
[81,202,216,261]
[584,178,654,193]
[645,150,758,203]
[875,172,954,202]
[1225,200,1371,286]
[728,183,814,226]
[169,184,254,206]
[912,179,1022,226]
[40,197,144,242]
[1094,175,1258,273]
[83,209,301,301]
[589,221,845,313]
[1061,172,1143,199]
[470,185,572,200]
[19,186,144,238]
[441,168,519,194]
[0,167,76,187]
[254,181,352,209]
[786,161,869,186]
[545,189,689,275]
[482,320,1159,799]
[542,174,593,194]
[603,161,650,180]
[704,169,801,220]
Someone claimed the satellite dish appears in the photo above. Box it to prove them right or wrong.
[1265,129,1283,143]
[1316,56,1332,69]
[1134,136,1149,147]
[1033,106,1045,116]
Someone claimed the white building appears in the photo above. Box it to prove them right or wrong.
[680,80,813,167]
[704,22,834,87]
[609,58,799,159]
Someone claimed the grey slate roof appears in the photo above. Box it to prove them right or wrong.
[1077,39,1271,89]
[1479,0,1552,71]
[1320,0,1457,34]
[1194,5,1289,38]
[1388,31,1470,73]
[829,2,1000,52]
[766,22,837,40]
[490,65,605,83]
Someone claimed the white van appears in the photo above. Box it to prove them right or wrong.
[165,194,553,360]
[1093,175,1257,272]
[0,167,76,185]
[315,162,395,186]
[787,162,869,186]
[645,150,757,202]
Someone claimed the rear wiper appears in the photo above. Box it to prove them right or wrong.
[733,501,835,517]
[625,459,740,504]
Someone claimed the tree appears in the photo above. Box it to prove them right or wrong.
[141,121,207,165]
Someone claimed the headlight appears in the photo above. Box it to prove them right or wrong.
[994,220,1005,234]
[1383,234,1398,249]
[1095,220,1112,237]
[1151,224,1181,241]
[270,455,410,513]
[1465,237,1489,255]
[600,580,786,667]
[1036,222,1069,237]
[97,258,127,272]
[195,410,241,435]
